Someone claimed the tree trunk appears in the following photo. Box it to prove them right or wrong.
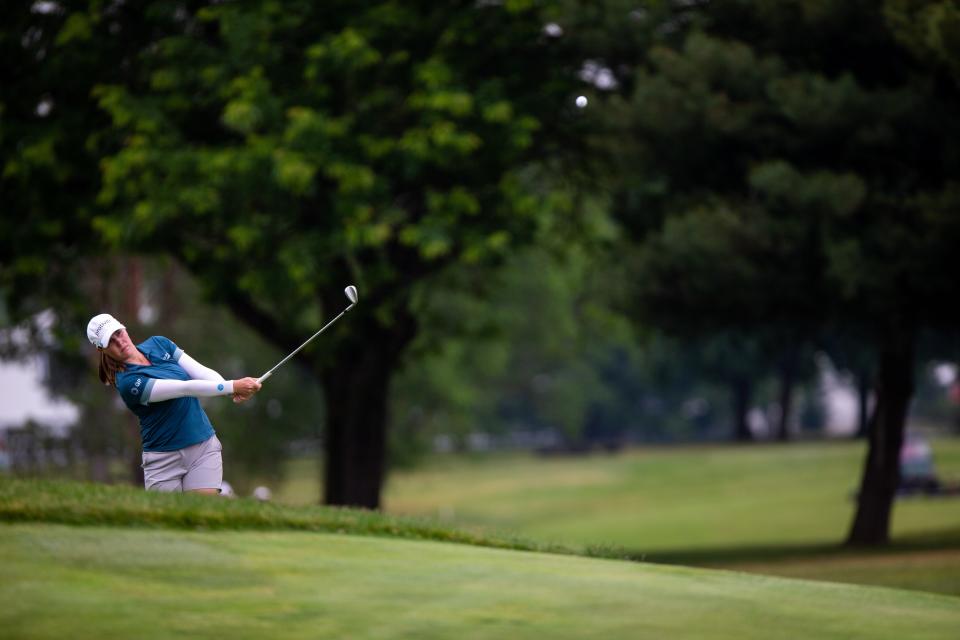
[732,376,753,441]
[776,349,798,441]
[319,304,417,509]
[846,327,915,546]
[855,368,871,439]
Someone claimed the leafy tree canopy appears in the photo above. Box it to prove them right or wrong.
[3,0,591,507]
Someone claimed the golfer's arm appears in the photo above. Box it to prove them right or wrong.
[142,379,234,404]
[178,353,226,382]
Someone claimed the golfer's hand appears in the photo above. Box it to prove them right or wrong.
[232,377,262,404]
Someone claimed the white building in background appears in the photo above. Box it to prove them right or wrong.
[816,354,862,437]
[744,353,864,439]
[0,357,79,438]
[0,310,79,438]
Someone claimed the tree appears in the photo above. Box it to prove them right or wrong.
[609,0,960,545]
[392,240,637,455]
[70,1,586,508]
[1,2,129,334]
[600,28,837,442]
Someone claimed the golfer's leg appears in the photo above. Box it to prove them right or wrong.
[182,435,223,494]
[142,450,185,492]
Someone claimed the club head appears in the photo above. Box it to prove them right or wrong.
[344,285,358,305]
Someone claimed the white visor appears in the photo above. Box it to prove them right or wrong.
[87,313,126,348]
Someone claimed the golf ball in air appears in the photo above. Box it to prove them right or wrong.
[576,96,588,108]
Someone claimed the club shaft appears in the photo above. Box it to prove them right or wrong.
[258,304,354,383]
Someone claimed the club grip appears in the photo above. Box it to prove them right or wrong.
[257,371,272,384]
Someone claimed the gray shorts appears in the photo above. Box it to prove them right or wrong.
[142,434,223,492]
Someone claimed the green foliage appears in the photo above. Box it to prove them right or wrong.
[0,4,117,328]
[3,0,587,345]
[611,2,960,339]
[390,231,830,453]
[885,0,960,78]
[392,244,640,455]
[79,1,584,337]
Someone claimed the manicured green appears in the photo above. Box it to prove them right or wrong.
[2,523,959,640]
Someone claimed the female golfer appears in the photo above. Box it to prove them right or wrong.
[87,312,261,494]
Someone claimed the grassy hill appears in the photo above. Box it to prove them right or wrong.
[2,479,959,639]
[273,438,960,595]
[0,478,574,556]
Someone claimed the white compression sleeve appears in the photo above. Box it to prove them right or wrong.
[145,379,234,404]
[177,353,226,381]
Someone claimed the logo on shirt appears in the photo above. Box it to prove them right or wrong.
[217,384,224,391]
[131,377,143,396]
[162,352,171,361]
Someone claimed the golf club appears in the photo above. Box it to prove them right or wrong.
[257,285,359,384]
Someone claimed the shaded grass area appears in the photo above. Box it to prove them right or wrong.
[644,529,960,596]
[715,547,960,597]
[3,523,959,640]
[646,527,960,566]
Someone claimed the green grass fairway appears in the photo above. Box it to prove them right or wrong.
[273,438,960,595]
[383,440,960,549]
[2,523,959,640]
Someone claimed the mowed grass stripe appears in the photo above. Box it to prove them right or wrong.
[2,523,958,640]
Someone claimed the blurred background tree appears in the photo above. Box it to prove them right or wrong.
[600,0,960,544]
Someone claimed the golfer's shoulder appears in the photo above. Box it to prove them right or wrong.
[142,335,178,352]
[114,368,140,391]
[115,367,133,384]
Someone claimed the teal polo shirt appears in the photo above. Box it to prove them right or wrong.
[115,336,216,452]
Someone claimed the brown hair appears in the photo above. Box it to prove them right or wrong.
[98,350,126,387]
